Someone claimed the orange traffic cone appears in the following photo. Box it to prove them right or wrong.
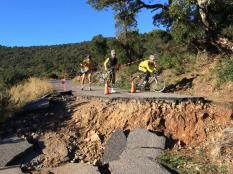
[130,81,136,93]
[104,81,110,95]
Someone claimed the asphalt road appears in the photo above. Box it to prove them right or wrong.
[50,79,204,102]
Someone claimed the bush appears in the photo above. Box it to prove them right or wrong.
[158,51,197,75]
[158,54,185,75]
[216,58,233,83]
[0,88,13,123]
[116,65,138,89]
[221,25,233,40]
[2,68,29,87]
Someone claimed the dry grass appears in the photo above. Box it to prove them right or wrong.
[10,77,53,107]
[0,78,52,123]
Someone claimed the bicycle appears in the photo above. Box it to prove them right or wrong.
[93,70,112,85]
[131,72,166,92]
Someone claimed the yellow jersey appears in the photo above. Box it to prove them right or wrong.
[138,60,157,73]
[80,58,93,71]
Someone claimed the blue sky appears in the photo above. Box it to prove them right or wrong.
[0,0,161,47]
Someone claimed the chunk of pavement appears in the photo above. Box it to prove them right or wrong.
[0,166,23,174]
[120,148,163,160]
[101,130,127,164]
[127,128,166,149]
[109,157,171,174]
[0,136,33,167]
[22,98,50,112]
[49,163,100,174]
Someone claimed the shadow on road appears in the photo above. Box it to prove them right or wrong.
[164,76,197,93]
[0,91,77,139]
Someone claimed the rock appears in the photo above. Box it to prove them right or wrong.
[223,127,233,134]
[58,90,72,96]
[0,166,23,174]
[127,128,166,149]
[0,136,33,167]
[49,163,100,174]
[101,130,127,164]
[120,148,163,160]
[108,128,170,174]
[210,126,233,159]
[89,131,101,142]
[109,157,171,174]
[41,135,69,167]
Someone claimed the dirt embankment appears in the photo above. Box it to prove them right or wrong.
[72,97,232,161]
[162,56,233,103]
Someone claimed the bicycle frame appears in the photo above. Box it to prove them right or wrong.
[94,70,112,85]
[134,72,164,92]
[148,73,158,84]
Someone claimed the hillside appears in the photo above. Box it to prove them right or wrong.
[0,41,92,85]
[0,30,176,86]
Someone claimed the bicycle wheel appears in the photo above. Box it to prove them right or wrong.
[150,76,166,92]
[131,73,144,90]
[93,72,105,84]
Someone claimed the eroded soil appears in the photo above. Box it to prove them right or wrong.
[1,93,232,173]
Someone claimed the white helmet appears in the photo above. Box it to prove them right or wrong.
[149,55,155,61]
[111,50,116,55]
[111,50,116,58]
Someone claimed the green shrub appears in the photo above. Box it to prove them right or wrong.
[158,153,228,174]
[0,88,13,123]
[116,65,138,89]
[221,25,233,40]
[216,58,233,83]
[2,68,29,87]
[158,53,185,75]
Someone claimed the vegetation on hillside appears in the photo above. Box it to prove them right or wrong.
[0,30,179,84]
[158,152,228,174]
[215,57,233,83]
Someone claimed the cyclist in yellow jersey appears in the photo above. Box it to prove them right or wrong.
[138,55,158,84]
[80,54,94,91]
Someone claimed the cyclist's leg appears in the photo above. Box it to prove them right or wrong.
[144,71,150,83]
[88,72,92,90]
[109,68,116,93]
[112,69,116,86]
[81,73,86,90]
[138,67,149,83]
[108,69,114,86]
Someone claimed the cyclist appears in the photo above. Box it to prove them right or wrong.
[80,54,94,91]
[138,55,158,85]
[104,50,118,93]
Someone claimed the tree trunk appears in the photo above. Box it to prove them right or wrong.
[196,0,232,53]
[196,0,211,31]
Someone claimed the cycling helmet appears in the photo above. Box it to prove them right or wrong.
[149,55,155,61]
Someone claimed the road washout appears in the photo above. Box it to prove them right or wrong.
[1,91,232,173]
[70,96,232,160]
